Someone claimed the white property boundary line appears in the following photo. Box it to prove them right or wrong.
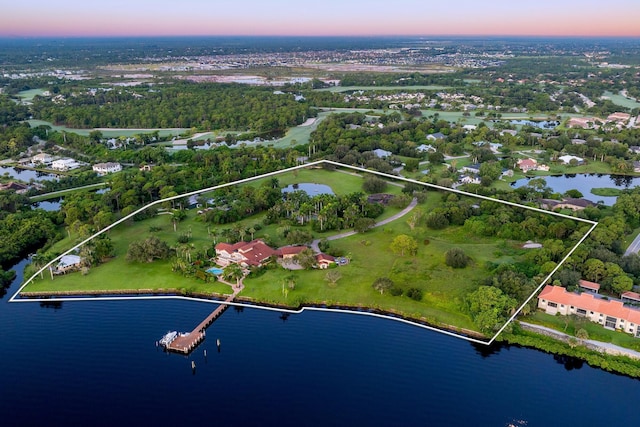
[10,160,598,345]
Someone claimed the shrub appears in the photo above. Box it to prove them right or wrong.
[445,248,471,268]
[362,175,388,193]
[389,286,403,296]
[406,287,423,301]
[425,212,449,229]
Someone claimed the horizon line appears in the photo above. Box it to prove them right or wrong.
[2,34,640,40]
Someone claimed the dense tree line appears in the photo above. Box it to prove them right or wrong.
[0,209,59,269]
[31,82,315,132]
[264,190,386,233]
[0,95,38,157]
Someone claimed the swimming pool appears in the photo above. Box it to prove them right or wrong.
[206,267,224,275]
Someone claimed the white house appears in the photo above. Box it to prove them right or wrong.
[55,254,83,274]
[32,153,53,165]
[52,158,80,171]
[558,155,584,165]
[373,149,392,158]
[93,162,122,175]
[416,144,436,153]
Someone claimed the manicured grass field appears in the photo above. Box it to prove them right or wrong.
[17,88,47,102]
[602,90,640,110]
[269,112,330,147]
[242,202,525,332]
[26,119,187,138]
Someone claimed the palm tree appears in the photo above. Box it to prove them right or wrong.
[225,263,244,289]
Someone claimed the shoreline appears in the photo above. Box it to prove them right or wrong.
[17,288,488,341]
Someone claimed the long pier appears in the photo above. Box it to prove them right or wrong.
[166,290,237,354]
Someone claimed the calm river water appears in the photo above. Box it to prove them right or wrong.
[2,260,640,426]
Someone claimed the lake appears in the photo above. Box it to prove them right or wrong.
[511,174,640,206]
[0,165,58,182]
[2,259,640,426]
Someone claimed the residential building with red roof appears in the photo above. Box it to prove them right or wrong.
[275,246,308,259]
[538,285,640,337]
[315,253,335,269]
[215,239,276,267]
[215,241,335,269]
[578,279,600,293]
[517,158,538,172]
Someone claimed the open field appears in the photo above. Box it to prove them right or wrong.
[26,119,187,138]
[602,91,640,110]
[242,194,527,332]
[17,88,47,102]
[269,112,330,147]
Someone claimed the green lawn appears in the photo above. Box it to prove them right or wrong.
[525,311,640,352]
[26,119,187,138]
[269,112,331,147]
[591,187,624,197]
[17,88,46,102]
[602,91,640,110]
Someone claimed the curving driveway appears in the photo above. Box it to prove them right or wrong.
[311,197,418,252]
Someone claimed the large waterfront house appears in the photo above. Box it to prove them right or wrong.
[215,240,335,269]
[54,255,83,274]
[537,285,640,337]
[215,239,276,268]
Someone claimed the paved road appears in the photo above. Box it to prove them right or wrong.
[520,322,640,360]
[311,197,418,252]
[30,182,108,201]
[625,233,640,256]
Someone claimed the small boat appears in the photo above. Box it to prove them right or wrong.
[159,331,178,347]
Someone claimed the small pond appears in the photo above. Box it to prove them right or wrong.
[509,120,559,129]
[282,183,335,197]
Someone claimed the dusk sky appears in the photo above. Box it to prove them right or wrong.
[2,0,640,38]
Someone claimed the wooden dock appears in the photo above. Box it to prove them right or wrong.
[166,290,237,354]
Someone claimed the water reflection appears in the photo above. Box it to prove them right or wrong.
[553,354,584,371]
[39,301,64,310]
[470,341,504,358]
[0,166,58,182]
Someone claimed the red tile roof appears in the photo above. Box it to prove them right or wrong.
[578,279,601,291]
[236,239,276,266]
[622,291,640,303]
[276,246,308,256]
[315,253,335,263]
[215,239,276,266]
[539,285,640,323]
